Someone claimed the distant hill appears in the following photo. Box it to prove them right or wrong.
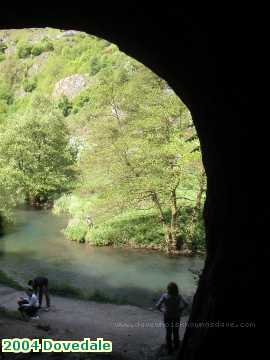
[0,28,133,124]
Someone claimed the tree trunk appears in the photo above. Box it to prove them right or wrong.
[195,170,206,210]
[151,191,173,253]
[187,171,206,251]
[164,226,180,254]
[169,188,181,253]
[151,189,182,254]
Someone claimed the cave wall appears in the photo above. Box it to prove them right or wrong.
[0,5,252,358]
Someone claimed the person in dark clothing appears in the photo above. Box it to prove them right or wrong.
[28,276,50,309]
[156,282,188,354]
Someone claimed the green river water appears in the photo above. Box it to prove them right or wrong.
[0,208,204,307]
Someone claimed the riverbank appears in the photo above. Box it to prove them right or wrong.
[53,197,206,256]
[0,284,188,360]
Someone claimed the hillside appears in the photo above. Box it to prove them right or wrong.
[0,28,125,120]
[0,28,205,254]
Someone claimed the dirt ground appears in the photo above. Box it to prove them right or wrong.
[0,285,188,360]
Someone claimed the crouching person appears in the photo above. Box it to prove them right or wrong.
[17,287,39,320]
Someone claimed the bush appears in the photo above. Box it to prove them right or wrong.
[56,196,205,252]
[16,41,32,58]
[90,55,103,75]
[41,40,54,52]
[31,45,43,56]
[85,211,165,248]
[84,207,205,252]
[176,207,205,252]
[0,81,13,104]
[17,40,54,59]
[22,78,37,92]
[0,41,7,54]
[53,194,94,219]
[53,194,74,215]
[57,96,72,117]
[64,218,88,242]
[73,92,90,111]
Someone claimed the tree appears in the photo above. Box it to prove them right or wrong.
[0,161,23,224]
[0,96,76,207]
[79,66,203,253]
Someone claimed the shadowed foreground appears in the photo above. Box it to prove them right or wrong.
[0,285,188,359]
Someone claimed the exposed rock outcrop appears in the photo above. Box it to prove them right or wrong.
[52,74,90,99]
[57,30,79,38]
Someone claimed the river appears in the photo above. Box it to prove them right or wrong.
[0,208,204,307]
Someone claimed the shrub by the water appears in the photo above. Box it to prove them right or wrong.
[85,208,204,251]
[64,218,88,242]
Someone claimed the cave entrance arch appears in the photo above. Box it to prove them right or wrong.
[0,7,248,360]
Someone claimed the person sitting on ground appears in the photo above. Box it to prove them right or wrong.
[28,276,50,310]
[155,282,188,355]
[17,287,39,319]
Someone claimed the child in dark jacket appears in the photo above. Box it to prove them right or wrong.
[156,282,188,354]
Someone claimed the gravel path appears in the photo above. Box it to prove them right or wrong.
[0,285,188,359]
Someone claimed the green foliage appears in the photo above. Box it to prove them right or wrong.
[85,208,204,250]
[64,218,88,242]
[0,95,76,204]
[31,45,43,56]
[57,95,73,116]
[16,41,32,58]
[0,78,13,104]
[86,211,165,247]
[16,42,30,58]
[22,78,37,92]
[90,55,103,75]
[0,28,205,253]
[53,194,93,218]
[16,39,54,59]
[75,64,204,252]
[0,162,23,221]
[40,38,54,52]
[72,91,91,113]
[0,40,7,53]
